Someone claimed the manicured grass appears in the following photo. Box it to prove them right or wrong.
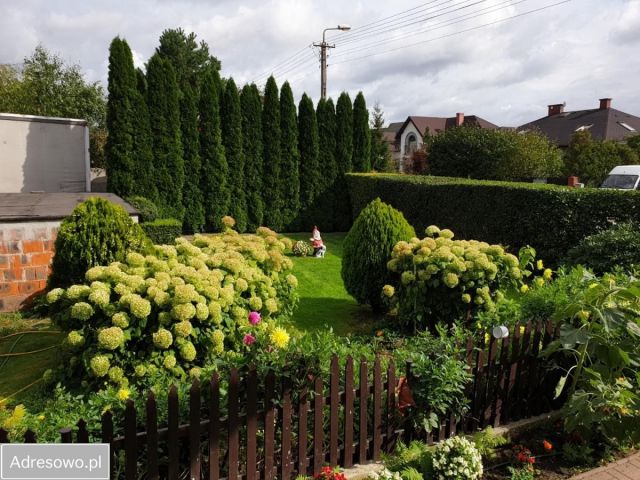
[284,233,381,336]
[0,315,62,402]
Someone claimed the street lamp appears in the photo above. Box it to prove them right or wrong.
[314,24,351,99]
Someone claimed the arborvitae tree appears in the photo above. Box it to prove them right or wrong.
[180,82,205,233]
[240,83,264,231]
[131,69,156,201]
[315,97,338,230]
[156,28,220,86]
[279,81,300,228]
[334,92,354,231]
[262,76,283,230]
[199,67,229,231]
[146,54,184,220]
[370,101,393,172]
[352,91,371,172]
[220,78,247,232]
[297,93,320,220]
[105,37,136,196]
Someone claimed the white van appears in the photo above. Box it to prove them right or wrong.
[600,165,640,190]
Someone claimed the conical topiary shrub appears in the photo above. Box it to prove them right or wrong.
[341,198,415,312]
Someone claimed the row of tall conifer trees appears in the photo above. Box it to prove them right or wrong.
[105,29,376,233]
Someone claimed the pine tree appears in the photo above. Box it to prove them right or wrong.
[334,92,354,231]
[370,101,393,172]
[199,67,229,231]
[105,37,136,197]
[156,28,220,86]
[279,81,300,228]
[352,91,371,172]
[146,54,184,220]
[315,97,338,230]
[262,76,283,230]
[180,82,205,233]
[240,83,264,231]
[220,78,247,232]
[131,68,156,201]
[298,93,320,223]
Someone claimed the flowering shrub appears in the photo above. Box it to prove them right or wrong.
[432,436,483,480]
[292,240,314,257]
[45,224,298,390]
[314,466,346,480]
[368,468,402,480]
[384,226,534,331]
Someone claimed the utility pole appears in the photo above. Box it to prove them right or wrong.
[314,24,351,100]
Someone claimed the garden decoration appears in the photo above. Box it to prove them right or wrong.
[310,226,326,258]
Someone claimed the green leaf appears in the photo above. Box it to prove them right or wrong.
[626,321,640,337]
[554,374,568,399]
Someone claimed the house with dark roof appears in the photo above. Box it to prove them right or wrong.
[389,113,498,172]
[517,98,640,147]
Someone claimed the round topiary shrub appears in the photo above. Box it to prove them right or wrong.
[341,198,415,312]
[292,240,313,257]
[566,223,640,274]
[48,198,149,288]
[125,196,159,222]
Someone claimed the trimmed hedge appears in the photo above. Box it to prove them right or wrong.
[141,218,182,244]
[346,173,640,263]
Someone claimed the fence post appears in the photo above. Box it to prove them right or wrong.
[493,335,511,426]
[167,385,179,480]
[385,360,396,453]
[0,429,8,443]
[246,368,258,480]
[229,369,240,480]
[101,411,114,480]
[146,391,159,480]
[77,420,89,443]
[124,399,137,480]
[60,428,73,443]
[403,360,413,443]
[297,386,309,476]
[190,379,202,480]
[329,356,339,466]
[24,430,36,443]
[313,375,324,475]
[209,373,220,480]
[359,359,369,464]
[502,324,522,424]
[482,336,498,427]
[264,371,276,480]
[373,356,382,460]
[281,379,293,480]
[343,356,354,468]
[525,323,544,418]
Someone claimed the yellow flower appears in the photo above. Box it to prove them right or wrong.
[577,310,590,322]
[519,325,526,336]
[520,284,529,294]
[588,283,598,289]
[543,268,553,280]
[117,389,130,401]
[38,415,45,421]
[535,277,545,287]
[270,327,290,349]
[537,259,544,270]
[484,333,490,344]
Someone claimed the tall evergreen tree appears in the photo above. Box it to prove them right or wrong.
[146,54,184,219]
[156,28,220,86]
[334,92,354,231]
[262,76,283,230]
[199,67,229,231]
[315,97,338,230]
[240,84,264,231]
[220,78,247,232]
[298,93,320,222]
[105,37,136,196]
[279,81,300,228]
[180,82,205,232]
[370,101,393,172]
[352,91,371,172]
[131,68,156,200]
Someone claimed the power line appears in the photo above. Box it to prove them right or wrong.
[252,43,313,83]
[254,50,317,85]
[331,0,571,66]
[330,0,523,60]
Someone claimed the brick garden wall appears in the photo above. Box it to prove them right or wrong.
[0,221,60,312]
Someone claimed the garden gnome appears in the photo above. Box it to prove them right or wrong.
[310,226,327,258]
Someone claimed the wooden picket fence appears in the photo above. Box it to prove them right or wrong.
[0,321,562,480]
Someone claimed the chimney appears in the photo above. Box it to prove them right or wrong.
[599,98,612,110]
[455,112,464,127]
[547,104,565,116]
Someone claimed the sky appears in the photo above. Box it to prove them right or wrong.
[1,0,639,127]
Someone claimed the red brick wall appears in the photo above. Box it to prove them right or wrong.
[0,223,58,311]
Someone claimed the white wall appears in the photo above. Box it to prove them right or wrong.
[398,122,423,173]
[0,114,90,193]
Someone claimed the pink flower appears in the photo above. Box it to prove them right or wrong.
[243,334,256,346]
[248,311,261,325]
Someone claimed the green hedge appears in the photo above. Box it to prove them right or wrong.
[346,173,640,263]
[140,218,182,244]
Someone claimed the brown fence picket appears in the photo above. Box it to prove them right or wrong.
[343,356,354,468]
[281,381,293,480]
[313,375,324,475]
[246,368,258,480]
[482,336,498,427]
[146,392,159,480]
[264,371,276,480]
[329,356,339,466]
[470,336,486,432]
[514,322,533,420]
[190,379,202,480]
[0,429,7,443]
[502,324,521,423]
[462,337,475,433]
[167,385,179,480]
[525,323,544,418]
[101,411,114,480]
[24,430,36,443]
[373,357,382,460]
[60,428,72,443]
[385,360,396,453]
[77,419,89,443]
[229,368,240,480]
[125,399,137,480]
[492,335,511,426]
[538,321,557,414]
[209,373,220,480]
[358,359,368,464]
[297,386,309,476]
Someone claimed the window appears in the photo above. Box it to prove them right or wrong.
[405,133,418,154]
[575,124,593,132]
[619,122,637,132]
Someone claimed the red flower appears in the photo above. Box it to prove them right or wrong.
[543,440,553,452]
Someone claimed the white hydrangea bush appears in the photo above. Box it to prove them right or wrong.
[432,436,483,480]
[46,225,298,388]
[383,225,533,330]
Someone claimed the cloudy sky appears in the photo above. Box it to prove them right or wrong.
[1,0,639,126]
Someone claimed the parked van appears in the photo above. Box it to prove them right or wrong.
[600,165,640,190]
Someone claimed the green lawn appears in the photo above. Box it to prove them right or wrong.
[0,315,62,403]
[283,233,380,336]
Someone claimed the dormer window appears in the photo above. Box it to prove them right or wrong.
[575,124,593,132]
[619,122,637,132]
